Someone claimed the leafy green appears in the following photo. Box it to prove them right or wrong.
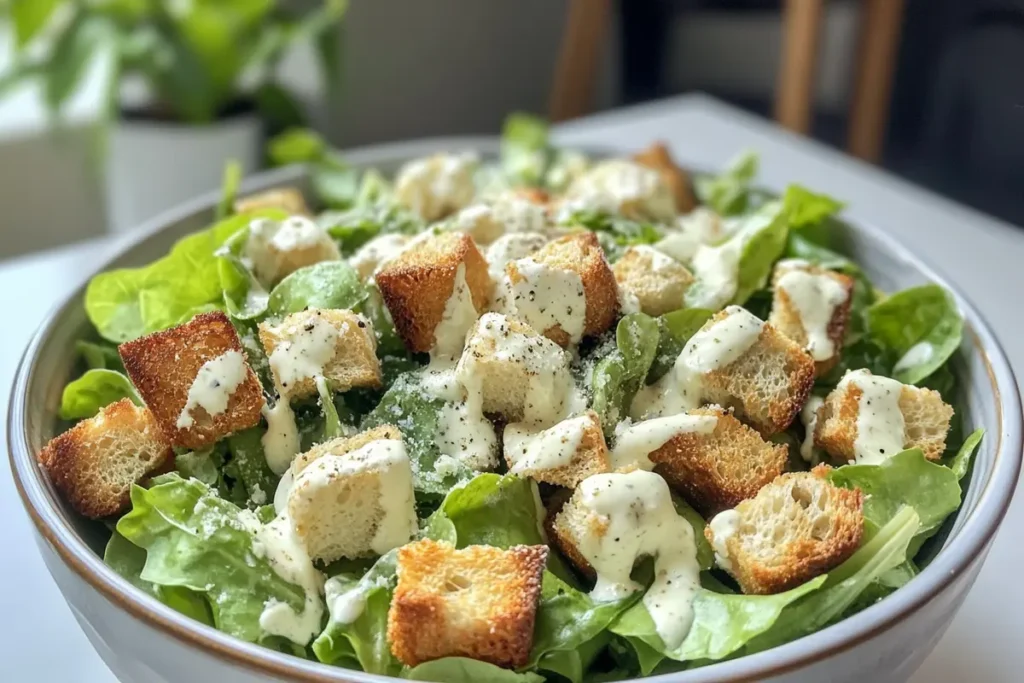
[500,112,551,187]
[428,474,544,548]
[673,495,714,571]
[404,658,545,682]
[866,284,964,385]
[216,160,242,220]
[564,212,662,262]
[267,128,326,166]
[75,340,124,371]
[225,427,280,506]
[320,203,423,255]
[216,223,272,320]
[647,308,714,382]
[694,151,759,216]
[116,475,306,644]
[266,261,369,316]
[592,314,660,434]
[59,369,140,420]
[732,201,790,306]
[175,450,222,488]
[782,184,845,230]
[949,428,984,481]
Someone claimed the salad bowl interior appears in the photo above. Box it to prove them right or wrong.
[8,136,1022,683]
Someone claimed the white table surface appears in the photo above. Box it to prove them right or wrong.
[2,93,1022,682]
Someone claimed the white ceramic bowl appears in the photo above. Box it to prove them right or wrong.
[8,138,1022,683]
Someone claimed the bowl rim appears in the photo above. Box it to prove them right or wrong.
[8,135,1023,682]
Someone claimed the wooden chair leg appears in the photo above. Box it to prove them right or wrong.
[549,0,613,122]
[775,0,825,134]
[847,0,906,162]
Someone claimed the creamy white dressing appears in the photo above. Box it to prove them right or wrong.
[631,306,764,419]
[433,263,480,357]
[348,233,411,280]
[324,579,369,625]
[686,238,743,310]
[893,341,935,374]
[256,515,324,645]
[574,471,701,649]
[609,413,719,471]
[394,152,478,221]
[562,159,676,222]
[839,369,906,464]
[776,268,848,361]
[628,244,681,273]
[246,216,340,285]
[504,414,592,473]
[267,314,339,391]
[485,232,548,282]
[501,258,587,344]
[262,399,300,475]
[437,400,499,470]
[617,284,642,315]
[800,395,824,462]
[176,350,248,429]
[708,509,740,573]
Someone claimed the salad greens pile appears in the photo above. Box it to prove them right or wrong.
[56,113,983,682]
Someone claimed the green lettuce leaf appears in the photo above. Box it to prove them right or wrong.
[59,369,140,420]
[403,658,545,682]
[866,284,963,385]
[948,428,984,481]
[731,201,790,306]
[592,313,660,435]
[500,112,550,187]
[116,475,306,644]
[647,308,714,382]
[266,261,369,316]
[694,151,759,216]
[564,212,662,262]
[217,224,271,320]
[321,203,423,255]
[782,184,845,229]
[75,339,124,371]
[428,473,545,548]
[225,427,280,506]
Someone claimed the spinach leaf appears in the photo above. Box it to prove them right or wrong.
[403,658,545,682]
[782,184,845,229]
[647,308,714,382]
[866,284,963,385]
[500,112,551,187]
[320,203,423,255]
[116,475,307,644]
[217,225,270,320]
[694,151,759,216]
[592,313,660,435]
[266,261,369,316]
[59,369,140,420]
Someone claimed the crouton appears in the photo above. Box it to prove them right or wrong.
[38,399,173,518]
[119,311,265,449]
[456,313,576,424]
[291,424,402,475]
[375,231,492,354]
[769,259,855,376]
[449,191,551,246]
[814,369,953,463]
[287,438,417,563]
[503,411,610,487]
[612,245,694,316]
[705,466,863,594]
[562,159,677,223]
[258,308,380,401]
[244,215,341,286]
[388,539,548,668]
[234,187,310,216]
[643,407,789,515]
[348,233,411,280]
[501,232,618,346]
[700,307,816,435]
[394,152,478,221]
[544,489,594,578]
[633,142,696,213]
[485,232,549,282]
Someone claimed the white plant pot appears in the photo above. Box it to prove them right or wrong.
[105,113,263,234]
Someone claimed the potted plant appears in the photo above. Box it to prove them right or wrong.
[1,0,347,232]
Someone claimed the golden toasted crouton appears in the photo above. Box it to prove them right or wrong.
[38,399,173,518]
[456,313,575,424]
[544,489,595,578]
[647,407,789,516]
[700,308,816,435]
[633,142,696,213]
[288,438,416,563]
[563,159,677,223]
[233,187,309,215]
[291,424,401,475]
[769,260,855,376]
[814,370,953,462]
[258,308,380,400]
[348,233,411,281]
[394,152,478,221]
[119,312,265,449]
[612,245,694,316]
[450,192,551,246]
[375,231,492,354]
[705,466,863,594]
[244,216,341,287]
[388,539,548,668]
[503,411,610,488]
[502,232,618,346]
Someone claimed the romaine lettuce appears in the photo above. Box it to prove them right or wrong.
[694,151,759,216]
[592,313,660,435]
[647,308,714,382]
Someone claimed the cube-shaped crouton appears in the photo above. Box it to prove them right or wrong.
[244,216,341,286]
[348,233,411,281]
[375,231,492,354]
[449,191,552,246]
[485,232,549,282]
[287,437,417,562]
[456,313,575,424]
[562,159,678,223]
[258,308,381,401]
[120,311,265,449]
[234,187,310,216]
[291,424,401,475]
[612,245,694,316]
[501,232,618,346]
[699,307,816,435]
[705,466,863,594]
[388,539,548,668]
[645,407,789,516]
[633,142,696,213]
[503,411,610,488]
[769,259,855,376]
[394,152,478,221]
[38,399,173,518]
[814,369,954,462]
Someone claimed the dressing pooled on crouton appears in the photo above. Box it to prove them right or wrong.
[503,410,610,487]
[449,190,552,246]
[244,215,341,287]
[561,159,678,223]
[388,539,548,668]
[814,368,954,463]
[706,467,863,594]
[550,470,701,650]
[485,232,549,282]
[394,152,478,221]
[612,244,695,316]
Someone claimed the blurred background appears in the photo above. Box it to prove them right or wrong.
[1,0,1022,261]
